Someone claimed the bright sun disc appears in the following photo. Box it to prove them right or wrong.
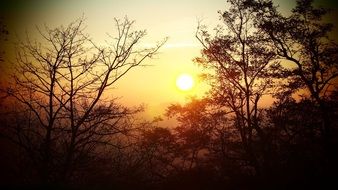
[176,74,194,91]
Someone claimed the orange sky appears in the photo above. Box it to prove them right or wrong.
[1,0,337,121]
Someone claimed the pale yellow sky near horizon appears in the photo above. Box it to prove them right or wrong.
[1,0,337,122]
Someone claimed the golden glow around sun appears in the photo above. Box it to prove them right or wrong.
[176,74,194,91]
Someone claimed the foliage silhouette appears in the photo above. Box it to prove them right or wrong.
[250,0,338,139]
[195,0,283,176]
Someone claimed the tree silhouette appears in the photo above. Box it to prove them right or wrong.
[139,126,177,180]
[195,0,281,176]
[166,97,245,186]
[251,0,338,139]
[166,98,227,170]
[163,0,338,188]
[0,16,165,185]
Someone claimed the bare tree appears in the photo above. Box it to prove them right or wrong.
[1,16,166,184]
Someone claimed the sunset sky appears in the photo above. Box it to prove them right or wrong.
[1,0,337,120]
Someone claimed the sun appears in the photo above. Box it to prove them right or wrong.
[176,74,194,91]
